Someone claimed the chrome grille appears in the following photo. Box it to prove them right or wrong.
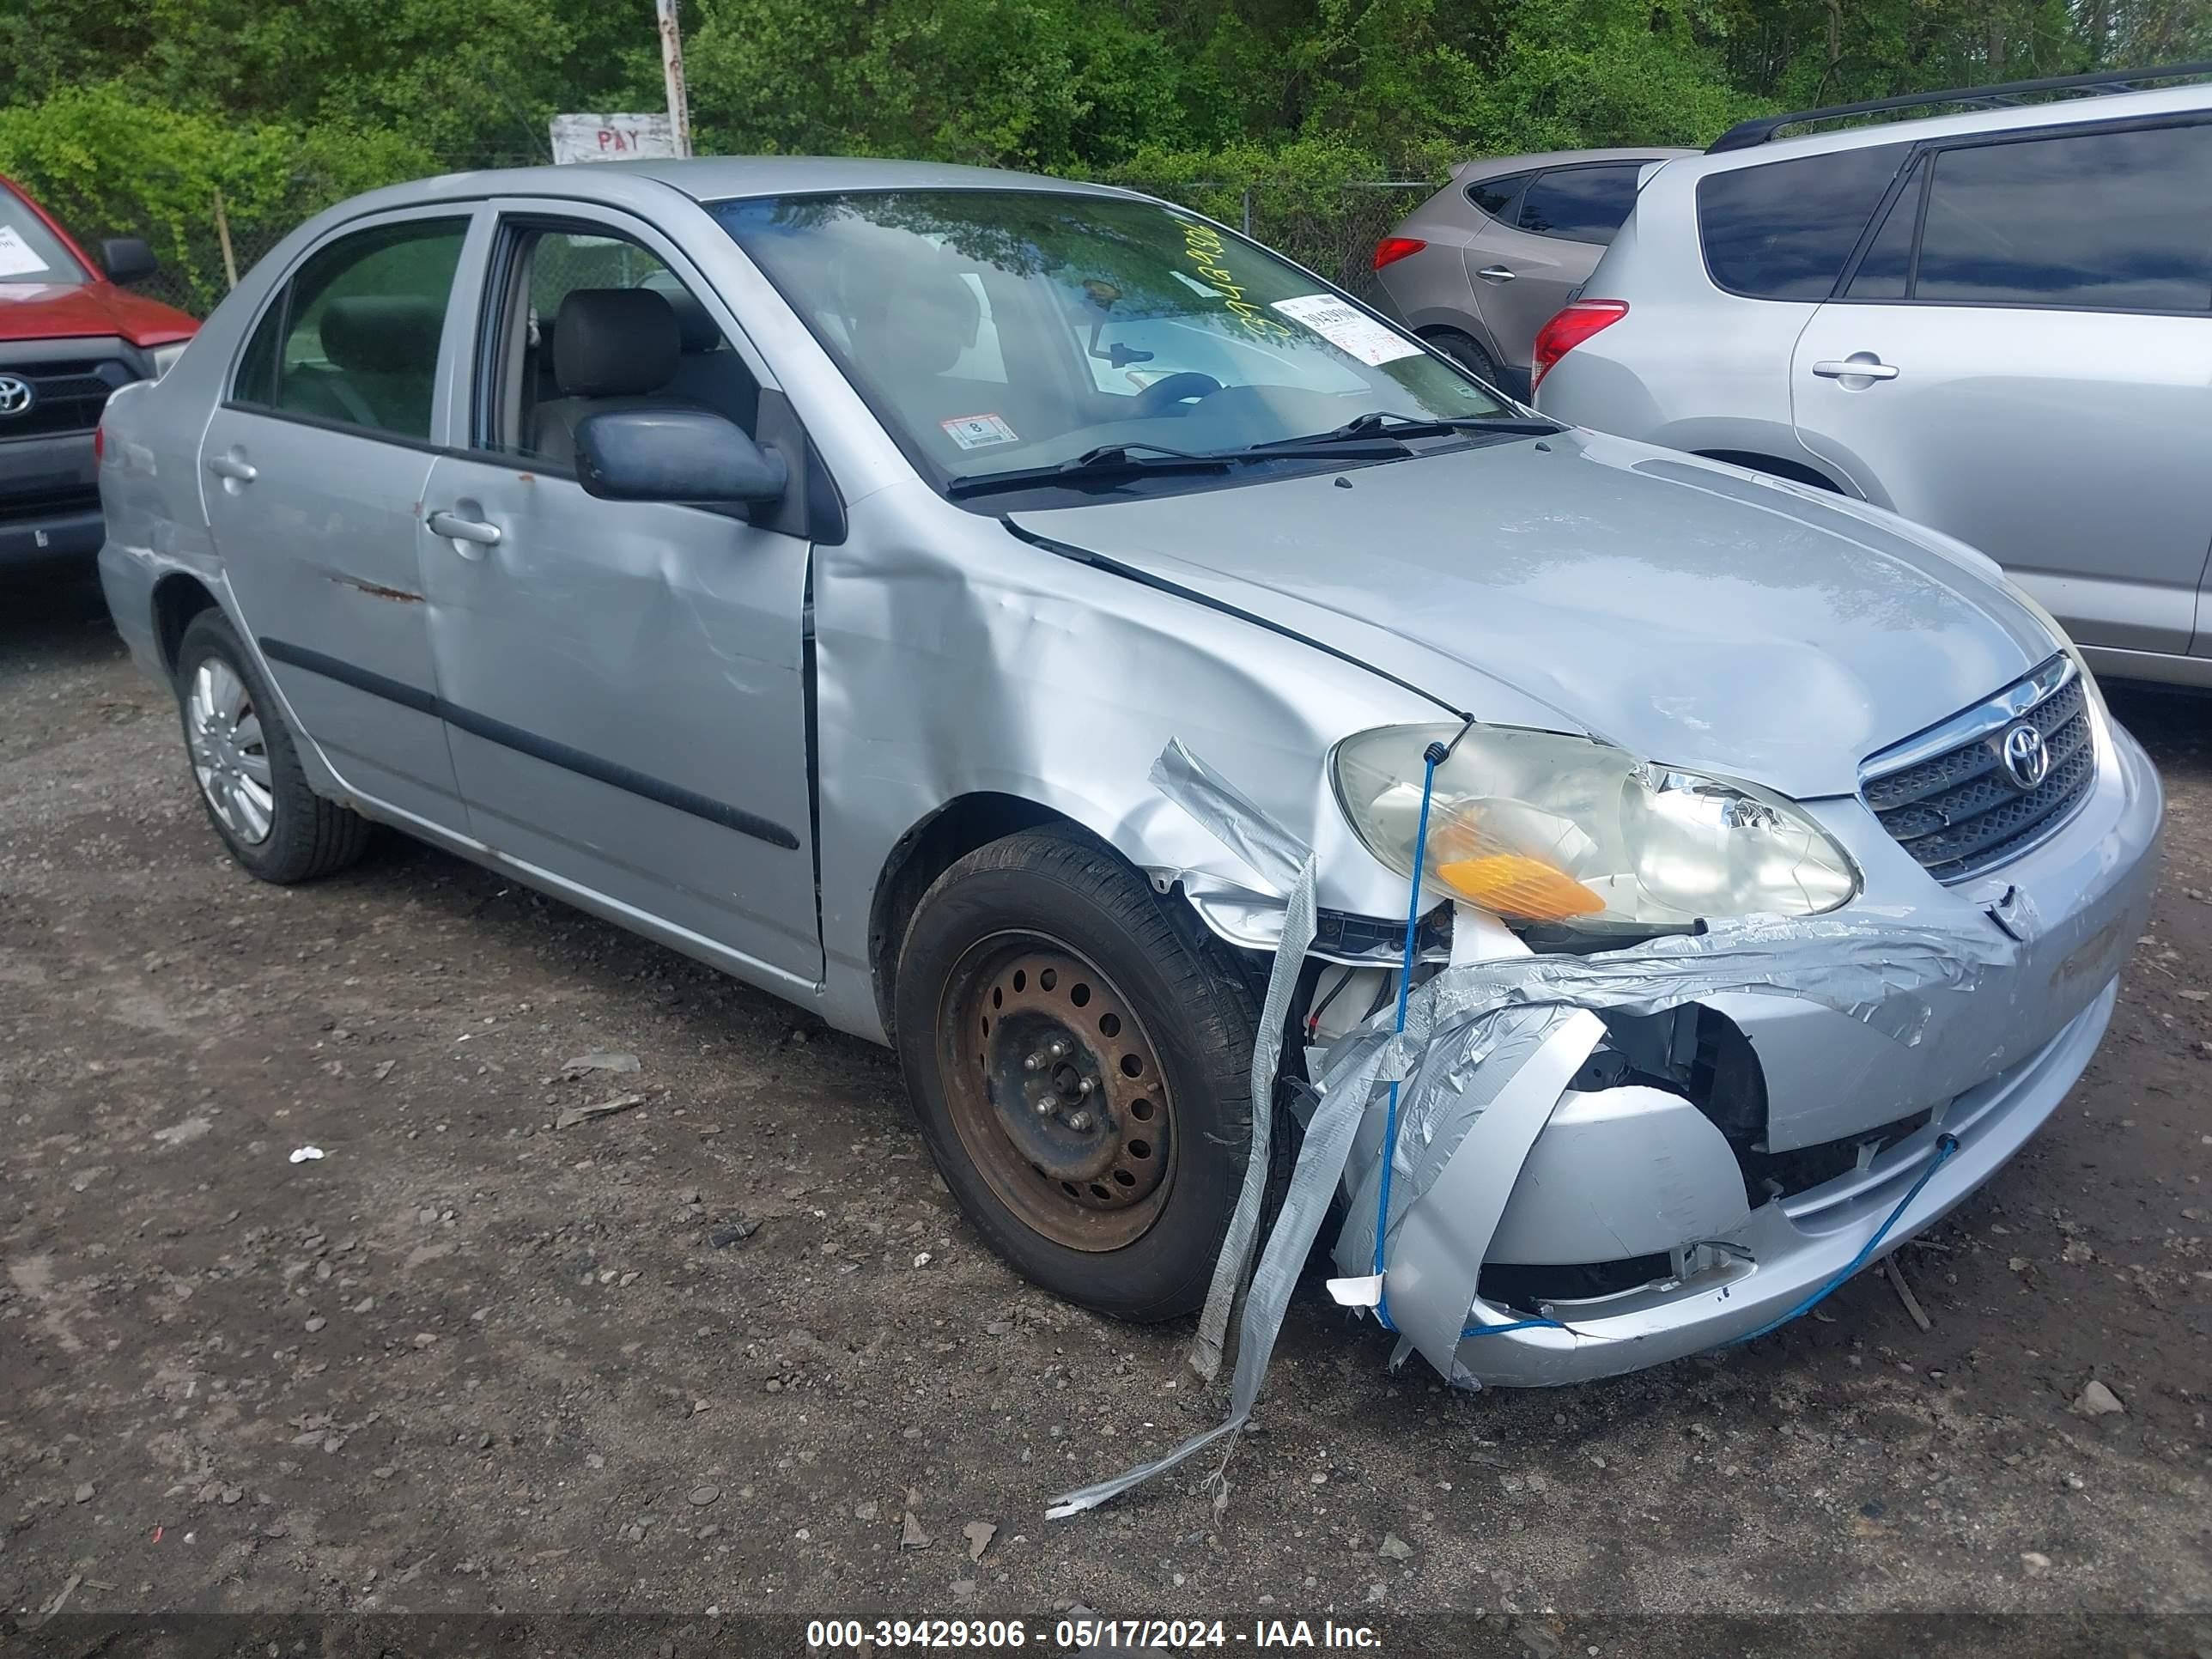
[1861,658,2095,884]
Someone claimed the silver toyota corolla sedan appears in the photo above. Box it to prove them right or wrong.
[96,157,2161,1386]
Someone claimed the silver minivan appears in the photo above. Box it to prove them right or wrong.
[1534,69,2212,689]
[96,157,2160,1388]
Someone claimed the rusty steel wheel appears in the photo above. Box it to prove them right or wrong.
[893,825,1271,1322]
[938,936,1175,1252]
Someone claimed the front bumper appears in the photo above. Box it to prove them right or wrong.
[1462,975,2118,1384]
[1462,711,2162,1385]
[1,430,101,567]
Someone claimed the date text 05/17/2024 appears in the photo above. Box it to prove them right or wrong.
[805,1617,1386,1649]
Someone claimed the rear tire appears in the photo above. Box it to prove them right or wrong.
[1425,327,1505,391]
[893,826,1277,1322]
[174,609,373,884]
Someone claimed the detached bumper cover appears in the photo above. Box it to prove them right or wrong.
[1455,975,2118,1385]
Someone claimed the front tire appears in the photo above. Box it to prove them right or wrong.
[894,827,1270,1322]
[174,609,372,884]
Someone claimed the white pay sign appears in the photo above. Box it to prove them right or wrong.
[550,113,679,165]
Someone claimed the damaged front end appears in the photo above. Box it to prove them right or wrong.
[1052,714,2159,1517]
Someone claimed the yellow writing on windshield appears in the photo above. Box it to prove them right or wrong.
[1179,220,1294,342]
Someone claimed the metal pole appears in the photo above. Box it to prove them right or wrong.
[212,187,239,290]
[656,0,694,157]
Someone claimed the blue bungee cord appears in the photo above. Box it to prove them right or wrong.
[1363,727,1960,1352]
[1730,1129,1960,1345]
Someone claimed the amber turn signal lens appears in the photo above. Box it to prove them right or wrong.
[1433,854,1603,922]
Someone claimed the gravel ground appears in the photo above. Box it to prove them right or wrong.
[4,573,2209,1654]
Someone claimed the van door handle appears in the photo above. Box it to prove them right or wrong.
[427,510,501,548]
[1475,265,1517,283]
[206,453,257,483]
[1813,356,1900,382]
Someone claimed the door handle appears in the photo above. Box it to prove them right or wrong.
[1475,264,1517,283]
[428,510,502,549]
[1812,356,1900,382]
[206,453,257,483]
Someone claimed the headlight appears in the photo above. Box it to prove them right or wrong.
[1331,724,1859,927]
[151,341,190,378]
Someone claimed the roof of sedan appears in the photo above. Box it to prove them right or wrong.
[450,155,1131,202]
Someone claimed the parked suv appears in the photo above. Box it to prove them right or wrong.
[1,174,197,569]
[1534,66,2212,689]
[1371,148,1691,396]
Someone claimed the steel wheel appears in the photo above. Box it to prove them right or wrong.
[939,933,1176,1253]
[185,657,275,845]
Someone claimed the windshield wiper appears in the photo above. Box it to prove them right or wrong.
[946,438,1405,500]
[1252,410,1563,450]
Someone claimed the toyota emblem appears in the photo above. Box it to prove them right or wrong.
[2000,721,2049,793]
[0,374,33,418]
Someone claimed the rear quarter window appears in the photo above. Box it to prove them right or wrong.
[1698,143,1911,299]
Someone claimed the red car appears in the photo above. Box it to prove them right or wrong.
[2,173,198,568]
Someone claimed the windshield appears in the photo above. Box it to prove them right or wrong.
[713,190,1511,495]
[0,184,88,286]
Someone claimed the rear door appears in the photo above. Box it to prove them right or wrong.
[1463,163,1641,378]
[1790,118,2212,655]
[199,208,479,827]
[415,202,822,983]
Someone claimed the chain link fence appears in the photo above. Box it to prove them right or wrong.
[112,171,1440,319]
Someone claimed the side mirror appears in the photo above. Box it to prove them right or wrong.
[100,237,158,285]
[574,408,788,505]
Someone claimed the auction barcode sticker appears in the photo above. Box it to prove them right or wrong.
[1271,294,1422,366]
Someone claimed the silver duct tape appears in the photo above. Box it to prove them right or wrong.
[1189,853,1315,1382]
[1146,738,1321,1383]
[1148,738,1308,899]
[1335,915,2014,1277]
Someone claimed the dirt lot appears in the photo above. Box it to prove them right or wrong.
[4,573,2210,1654]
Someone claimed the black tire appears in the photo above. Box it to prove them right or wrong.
[174,609,373,884]
[893,826,1281,1322]
[1425,327,1504,389]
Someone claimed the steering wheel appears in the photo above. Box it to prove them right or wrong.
[1133,371,1224,417]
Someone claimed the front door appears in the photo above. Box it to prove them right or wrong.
[198,209,477,827]
[416,204,820,983]
[1791,119,2212,657]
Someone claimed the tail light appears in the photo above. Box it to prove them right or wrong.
[1373,236,1427,271]
[93,423,104,464]
[1531,300,1629,392]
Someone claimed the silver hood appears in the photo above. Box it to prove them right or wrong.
[1012,431,2060,799]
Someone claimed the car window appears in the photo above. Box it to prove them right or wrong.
[1912,123,2212,311]
[479,224,759,467]
[1464,172,1531,222]
[0,182,88,286]
[718,191,1505,495]
[1698,143,1911,299]
[234,217,468,439]
[1516,166,1640,244]
[1843,157,1925,301]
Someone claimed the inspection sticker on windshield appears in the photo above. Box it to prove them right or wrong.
[0,226,52,278]
[941,412,1020,450]
[1271,294,1421,366]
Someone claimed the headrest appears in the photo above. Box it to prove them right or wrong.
[319,296,447,374]
[849,251,981,380]
[652,282,723,353]
[554,288,679,397]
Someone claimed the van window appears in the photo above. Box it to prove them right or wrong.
[1913,123,2212,311]
[1844,158,1925,301]
[1698,143,1911,300]
[1517,166,1641,245]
